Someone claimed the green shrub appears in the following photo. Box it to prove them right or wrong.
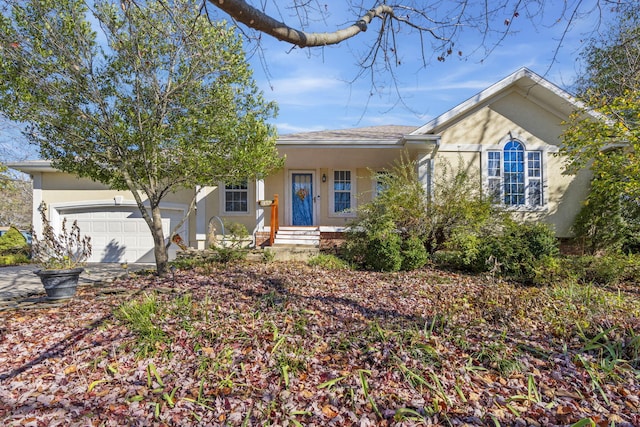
[345,156,497,272]
[364,233,403,272]
[169,256,212,270]
[566,253,640,285]
[439,228,487,272]
[308,254,350,270]
[571,177,640,255]
[344,216,404,272]
[477,221,559,283]
[431,250,463,270]
[206,221,250,264]
[0,226,29,255]
[0,253,30,266]
[342,156,429,272]
[262,248,275,263]
[400,235,429,271]
[426,158,501,254]
[213,246,248,264]
[437,220,560,283]
[530,255,576,286]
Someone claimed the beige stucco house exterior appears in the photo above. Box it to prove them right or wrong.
[10,68,591,263]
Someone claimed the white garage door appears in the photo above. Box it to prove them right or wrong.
[59,206,186,263]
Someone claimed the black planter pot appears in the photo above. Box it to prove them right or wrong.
[34,268,84,300]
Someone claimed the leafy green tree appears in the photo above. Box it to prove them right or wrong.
[0,0,282,275]
[574,3,640,101]
[561,5,640,253]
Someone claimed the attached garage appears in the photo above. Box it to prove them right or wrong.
[54,204,187,263]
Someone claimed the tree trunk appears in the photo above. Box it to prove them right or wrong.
[150,205,169,277]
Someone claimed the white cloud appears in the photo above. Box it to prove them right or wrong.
[275,122,327,134]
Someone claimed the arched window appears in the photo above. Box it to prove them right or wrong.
[486,140,543,207]
[504,141,525,205]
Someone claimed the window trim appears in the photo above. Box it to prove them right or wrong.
[329,169,356,217]
[483,138,547,211]
[220,180,252,215]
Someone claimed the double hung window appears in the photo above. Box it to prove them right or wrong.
[331,170,354,215]
[224,181,248,213]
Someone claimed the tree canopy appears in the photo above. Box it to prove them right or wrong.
[574,2,640,100]
[0,0,283,275]
[561,3,640,253]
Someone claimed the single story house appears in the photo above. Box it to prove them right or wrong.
[9,67,592,263]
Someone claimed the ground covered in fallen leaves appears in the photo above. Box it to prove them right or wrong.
[1,262,639,426]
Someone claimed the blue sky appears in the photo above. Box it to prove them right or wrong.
[0,1,619,161]
[241,1,616,134]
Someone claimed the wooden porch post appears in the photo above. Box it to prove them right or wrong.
[269,194,279,246]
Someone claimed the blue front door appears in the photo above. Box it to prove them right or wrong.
[292,173,313,226]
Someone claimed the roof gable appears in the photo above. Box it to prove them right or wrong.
[412,67,585,135]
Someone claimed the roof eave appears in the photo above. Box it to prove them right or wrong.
[7,160,57,173]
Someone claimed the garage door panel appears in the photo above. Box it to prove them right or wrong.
[107,222,123,233]
[90,221,107,233]
[123,222,138,233]
[90,235,108,245]
[60,207,185,263]
[73,219,92,231]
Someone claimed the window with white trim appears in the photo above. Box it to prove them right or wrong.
[487,140,543,208]
[224,181,248,213]
[331,170,355,215]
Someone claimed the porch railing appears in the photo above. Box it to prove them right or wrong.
[269,194,279,246]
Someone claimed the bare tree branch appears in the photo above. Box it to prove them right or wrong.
[209,0,394,46]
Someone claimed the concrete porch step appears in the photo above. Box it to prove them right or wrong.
[273,226,320,248]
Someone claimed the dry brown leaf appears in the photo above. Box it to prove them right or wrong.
[322,404,339,418]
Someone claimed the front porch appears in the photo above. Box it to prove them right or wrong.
[255,225,347,251]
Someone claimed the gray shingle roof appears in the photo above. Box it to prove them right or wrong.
[278,125,418,144]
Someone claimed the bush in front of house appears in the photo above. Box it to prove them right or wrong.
[477,220,560,283]
[342,157,429,272]
[401,235,429,271]
[425,158,501,255]
[208,221,250,264]
[0,226,30,265]
[571,176,640,255]
[564,253,640,285]
[435,220,560,284]
[344,217,405,272]
[344,156,501,272]
[343,156,563,279]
